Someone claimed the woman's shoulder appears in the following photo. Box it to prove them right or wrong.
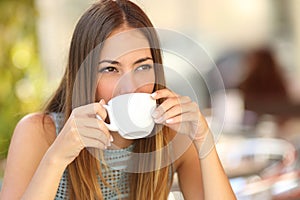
[0,113,58,198]
[14,112,57,146]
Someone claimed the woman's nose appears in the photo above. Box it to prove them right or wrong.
[117,72,138,95]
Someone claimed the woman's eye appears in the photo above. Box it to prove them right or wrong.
[135,64,152,71]
[98,66,118,73]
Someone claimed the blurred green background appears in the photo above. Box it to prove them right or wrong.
[0,0,46,172]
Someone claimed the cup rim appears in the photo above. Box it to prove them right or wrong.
[108,92,153,104]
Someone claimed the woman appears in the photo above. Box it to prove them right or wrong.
[0,0,236,199]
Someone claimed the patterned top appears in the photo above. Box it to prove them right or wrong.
[50,113,133,200]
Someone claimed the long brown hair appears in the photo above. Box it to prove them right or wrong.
[44,0,173,199]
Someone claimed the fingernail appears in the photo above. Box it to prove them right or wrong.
[96,114,102,121]
[99,99,105,105]
[110,135,114,142]
[150,92,157,98]
[152,110,159,118]
[166,118,174,124]
[154,116,164,123]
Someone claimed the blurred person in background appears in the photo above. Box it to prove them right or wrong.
[238,47,290,126]
[0,0,235,199]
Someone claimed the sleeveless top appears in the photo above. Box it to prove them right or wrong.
[50,113,174,200]
[51,113,133,200]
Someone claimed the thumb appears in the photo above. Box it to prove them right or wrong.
[100,99,106,105]
[96,99,107,120]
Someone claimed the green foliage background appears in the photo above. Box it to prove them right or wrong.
[0,0,46,162]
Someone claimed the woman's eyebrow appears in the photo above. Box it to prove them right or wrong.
[133,57,153,65]
[98,60,120,65]
[99,57,153,65]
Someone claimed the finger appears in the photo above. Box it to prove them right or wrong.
[151,89,178,100]
[73,118,108,132]
[152,96,192,119]
[163,112,200,136]
[164,112,200,124]
[70,113,113,144]
[80,136,108,149]
[72,100,107,118]
[95,99,107,120]
[76,127,111,146]
[153,104,191,124]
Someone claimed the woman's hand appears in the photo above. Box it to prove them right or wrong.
[45,100,112,167]
[151,89,210,143]
[151,89,236,199]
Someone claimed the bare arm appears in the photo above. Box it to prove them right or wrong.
[174,133,235,200]
[151,89,236,199]
[0,113,63,199]
[21,150,68,200]
[175,136,204,200]
[195,132,236,200]
[0,101,112,199]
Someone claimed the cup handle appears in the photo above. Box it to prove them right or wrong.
[96,105,118,132]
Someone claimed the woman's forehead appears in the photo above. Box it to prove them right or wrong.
[100,29,150,60]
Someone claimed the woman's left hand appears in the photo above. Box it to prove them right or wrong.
[151,89,209,142]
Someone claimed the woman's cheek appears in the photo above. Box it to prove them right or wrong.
[137,83,155,93]
[96,79,117,102]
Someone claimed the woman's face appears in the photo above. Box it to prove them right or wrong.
[96,27,155,103]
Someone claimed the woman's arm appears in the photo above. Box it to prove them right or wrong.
[151,89,236,199]
[174,133,235,200]
[1,101,112,199]
[0,113,64,200]
[195,132,236,200]
[174,134,204,200]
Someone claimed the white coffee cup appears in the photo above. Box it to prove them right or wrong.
[96,93,157,139]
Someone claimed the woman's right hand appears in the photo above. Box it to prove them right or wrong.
[45,100,112,167]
